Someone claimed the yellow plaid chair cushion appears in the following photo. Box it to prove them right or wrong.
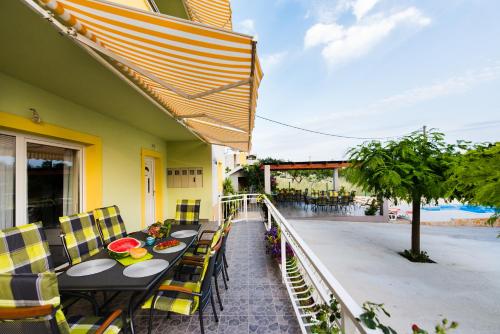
[94,206,127,245]
[59,213,103,265]
[0,273,123,334]
[174,200,201,225]
[142,252,210,316]
[142,279,201,316]
[0,272,71,334]
[67,315,122,334]
[0,223,53,274]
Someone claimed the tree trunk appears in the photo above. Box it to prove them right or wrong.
[411,196,421,254]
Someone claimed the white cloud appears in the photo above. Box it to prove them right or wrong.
[353,0,380,20]
[304,7,431,67]
[375,63,500,108]
[237,19,258,40]
[261,51,289,72]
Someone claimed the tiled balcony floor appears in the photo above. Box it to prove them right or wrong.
[68,220,300,334]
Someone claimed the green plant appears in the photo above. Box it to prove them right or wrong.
[446,142,500,227]
[364,199,379,216]
[412,319,458,334]
[222,177,235,196]
[399,249,434,263]
[310,295,342,334]
[358,302,397,334]
[346,130,457,259]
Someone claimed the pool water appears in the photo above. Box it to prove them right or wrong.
[422,204,496,213]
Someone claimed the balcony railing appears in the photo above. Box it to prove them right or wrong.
[219,193,380,334]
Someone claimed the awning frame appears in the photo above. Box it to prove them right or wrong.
[21,0,207,143]
[24,0,261,151]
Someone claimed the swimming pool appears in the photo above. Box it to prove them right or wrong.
[422,204,496,213]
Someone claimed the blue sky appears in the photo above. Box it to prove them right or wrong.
[231,0,500,160]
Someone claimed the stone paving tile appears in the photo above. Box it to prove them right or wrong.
[65,220,300,334]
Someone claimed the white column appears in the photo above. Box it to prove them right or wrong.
[264,165,271,194]
[333,168,339,191]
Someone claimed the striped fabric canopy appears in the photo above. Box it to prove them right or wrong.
[183,0,232,30]
[33,0,262,151]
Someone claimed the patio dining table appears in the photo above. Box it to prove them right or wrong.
[57,224,201,334]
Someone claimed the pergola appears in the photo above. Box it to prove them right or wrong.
[260,161,351,194]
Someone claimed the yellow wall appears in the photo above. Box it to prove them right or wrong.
[107,0,152,11]
[238,152,247,165]
[165,141,214,220]
[0,72,169,233]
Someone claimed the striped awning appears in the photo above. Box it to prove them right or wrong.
[31,0,262,151]
[183,0,232,30]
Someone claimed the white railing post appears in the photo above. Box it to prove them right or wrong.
[244,194,248,221]
[280,220,286,283]
[218,195,222,226]
[342,308,357,334]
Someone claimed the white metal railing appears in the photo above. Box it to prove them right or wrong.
[219,193,380,334]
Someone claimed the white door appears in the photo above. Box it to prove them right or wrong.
[144,157,155,226]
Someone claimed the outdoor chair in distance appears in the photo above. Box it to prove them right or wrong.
[94,205,128,245]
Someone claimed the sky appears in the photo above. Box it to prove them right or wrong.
[230,0,500,161]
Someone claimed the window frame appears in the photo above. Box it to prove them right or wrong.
[0,129,84,227]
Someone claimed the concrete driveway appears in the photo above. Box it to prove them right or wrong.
[289,220,500,334]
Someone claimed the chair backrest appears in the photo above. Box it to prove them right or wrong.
[175,200,201,225]
[0,272,70,334]
[200,238,222,296]
[0,223,53,274]
[94,205,128,245]
[59,212,103,265]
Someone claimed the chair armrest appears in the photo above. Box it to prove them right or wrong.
[196,240,211,246]
[158,285,202,297]
[0,305,53,320]
[199,230,217,239]
[182,255,204,262]
[179,259,205,267]
[158,285,193,294]
[95,309,122,334]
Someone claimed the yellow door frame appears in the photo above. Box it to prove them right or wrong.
[0,111,102,211]
[141,148,163,228]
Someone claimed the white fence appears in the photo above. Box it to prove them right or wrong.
[219,193,380,334]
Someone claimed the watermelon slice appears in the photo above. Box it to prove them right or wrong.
[107,237,141,259]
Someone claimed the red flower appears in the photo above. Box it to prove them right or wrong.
[412,324,420,332]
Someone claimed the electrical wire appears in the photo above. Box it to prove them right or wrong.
[256,115,405,140]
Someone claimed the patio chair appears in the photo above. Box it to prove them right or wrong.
[0,271,124,334]
[176,219,231,312]
[0,223,101,316]
[59,212,103,265]
[143,238,222,334]
[94,205,128,245]
[174,199,201,225]
[0,222,53,274]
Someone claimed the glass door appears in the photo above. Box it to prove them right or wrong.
[26,141,81,228]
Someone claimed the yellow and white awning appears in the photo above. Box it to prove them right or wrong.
[183,0,232,30]
[32,0,262,151]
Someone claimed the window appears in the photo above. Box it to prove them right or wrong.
[0,132,83,229]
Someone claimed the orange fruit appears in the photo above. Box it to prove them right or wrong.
[129,247,147,259]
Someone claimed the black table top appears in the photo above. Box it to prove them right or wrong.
[57,224,200,292]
